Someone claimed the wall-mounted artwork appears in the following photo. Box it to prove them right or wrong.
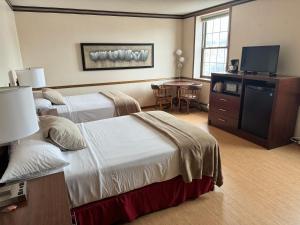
[80,43,154,71]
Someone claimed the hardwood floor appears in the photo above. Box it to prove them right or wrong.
[126,111,300,225]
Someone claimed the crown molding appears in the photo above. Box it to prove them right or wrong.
[9,0,255,19]
[5,0,13,10]
[182,0,254,18]
[12,5,182,19]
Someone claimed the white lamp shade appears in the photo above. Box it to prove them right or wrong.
[8,70,17,86]
[0,87,39,144]
[179,57,185,63]
[16,68,46,88]
[176,49,183,56]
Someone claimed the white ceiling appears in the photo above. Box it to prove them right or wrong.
[10,0,233,15]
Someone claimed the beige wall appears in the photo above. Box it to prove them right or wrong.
[229,0,300,75]
[182,0,300,135]
[182,17,194,78]
[230,0,300,137]
[0,0,23,86]
[14,12,182,106]
[181,17,210,105]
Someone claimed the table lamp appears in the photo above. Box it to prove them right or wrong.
[15,68,46,88]
[0,87,39,146]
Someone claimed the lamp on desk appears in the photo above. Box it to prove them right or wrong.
[0,87,39,146]
[15,68,46,88]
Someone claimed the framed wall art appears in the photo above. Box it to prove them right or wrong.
[80,43,154,71]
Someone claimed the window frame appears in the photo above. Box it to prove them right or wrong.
[200,12,230,79]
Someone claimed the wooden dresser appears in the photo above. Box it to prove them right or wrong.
[208,72,300,149]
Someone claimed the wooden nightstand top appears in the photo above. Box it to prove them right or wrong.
[0,172,72,225]
[38,108,58,116]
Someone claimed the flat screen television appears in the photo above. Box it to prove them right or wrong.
[240,45,280,74]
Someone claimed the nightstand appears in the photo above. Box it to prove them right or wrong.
[0,172,72,225]
[38,108,58,116]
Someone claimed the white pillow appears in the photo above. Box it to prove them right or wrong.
[34,98,53,110]
[0,139,69,183]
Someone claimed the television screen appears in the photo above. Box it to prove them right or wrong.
[240,45,280,74]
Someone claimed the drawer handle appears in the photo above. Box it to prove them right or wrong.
[218,118,226,122]
[219,98,227,102]
[218,108,227,112]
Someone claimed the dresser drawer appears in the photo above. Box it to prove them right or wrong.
[210,92,240,108]
[209,112,238,130]
[209,104,240,119]
[210,92,240,119]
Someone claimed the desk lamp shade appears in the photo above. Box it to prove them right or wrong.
[16,68,46,88]
[0,87,39,145]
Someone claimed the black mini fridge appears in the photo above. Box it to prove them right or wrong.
[241,85,275,139]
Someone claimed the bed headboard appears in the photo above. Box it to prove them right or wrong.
[0,146,9,182]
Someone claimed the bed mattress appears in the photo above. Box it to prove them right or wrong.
[63,115,179,208]
[53,93,115,123]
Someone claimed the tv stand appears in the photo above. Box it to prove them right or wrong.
[208,72,300,149]
[243,71,277,77]
[243,71,258,75]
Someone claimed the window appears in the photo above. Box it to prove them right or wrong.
[201,13,229,78]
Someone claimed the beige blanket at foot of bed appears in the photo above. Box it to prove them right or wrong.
[132,111,223,187]
[100,91,141,116]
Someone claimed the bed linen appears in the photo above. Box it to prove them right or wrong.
[63,115,179,207]
[72,175,214,225]
[100,90,141,116]
[53,93,115,123]
[63,112,222,209]
[133,111,222,185]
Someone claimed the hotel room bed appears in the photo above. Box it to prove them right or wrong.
[64,111,222,225]
[64,115,179,207]
[53,93,116,123]
[0,111,222,225]
[36,91,141,123]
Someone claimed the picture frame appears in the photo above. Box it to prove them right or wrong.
[80,43,154,71]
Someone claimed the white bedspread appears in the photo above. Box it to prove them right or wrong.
[53,93,115,123]
[63,116,179,208]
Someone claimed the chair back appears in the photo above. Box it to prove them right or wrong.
[151,84,164,97]
[179,84,202,99]
[151,84,173,98]
[151,84,160,90]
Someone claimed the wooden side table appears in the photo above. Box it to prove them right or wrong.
[0,172,72,225]
[38,108,58,116]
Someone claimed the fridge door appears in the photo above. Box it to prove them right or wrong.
[241,85,274,139]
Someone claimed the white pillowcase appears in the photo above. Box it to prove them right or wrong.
[34,98,53,110]
[0,139,69,183]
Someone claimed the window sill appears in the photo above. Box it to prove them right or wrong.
[194,77,211,82]
[180,76,211,83]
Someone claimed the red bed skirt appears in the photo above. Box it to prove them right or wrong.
[71,176,214,225]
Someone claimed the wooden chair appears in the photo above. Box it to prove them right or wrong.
[178,84,202,113]
[151,84,173,110]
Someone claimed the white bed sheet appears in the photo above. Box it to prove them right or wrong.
[63,115,179,208]
[53,93,115,123]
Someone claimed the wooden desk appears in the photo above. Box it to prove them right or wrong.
[0,172,72,225]
[163,80,195,87]
[163,80,196,98]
